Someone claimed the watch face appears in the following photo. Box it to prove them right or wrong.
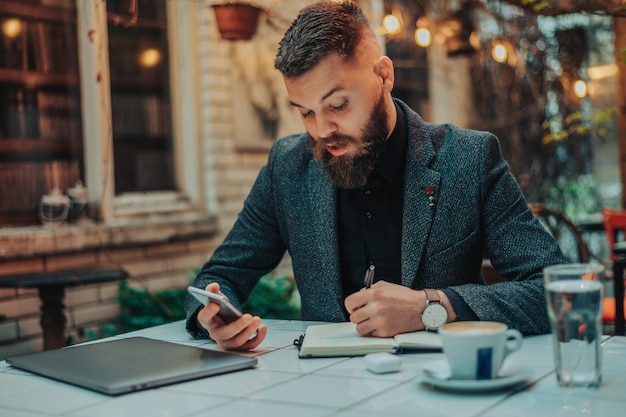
[422,303,448,329]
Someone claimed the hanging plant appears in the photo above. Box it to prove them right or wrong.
[211,2,264,41]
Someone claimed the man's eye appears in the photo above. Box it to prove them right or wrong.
[331,101,348,111]
[301,110,313,119]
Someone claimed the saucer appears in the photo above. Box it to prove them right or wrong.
[421,359,532,392]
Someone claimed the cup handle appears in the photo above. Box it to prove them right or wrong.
[503,329,523,359]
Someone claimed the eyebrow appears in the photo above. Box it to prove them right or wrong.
[290,86,343,109]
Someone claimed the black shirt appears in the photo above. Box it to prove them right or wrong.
[338,103,407,298]
[336,103,477,321]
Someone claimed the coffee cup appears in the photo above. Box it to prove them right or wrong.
[439,321,523,380]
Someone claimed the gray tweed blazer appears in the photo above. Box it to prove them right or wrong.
[185,100,567,336]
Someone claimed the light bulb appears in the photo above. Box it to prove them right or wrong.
[415,27,431,47]
[2,18,22,39]
[573,80,587,98]
[139,48,161,68]
[492,43,507,63]
[383,15,401,35]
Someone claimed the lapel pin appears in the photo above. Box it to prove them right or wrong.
[425,185,435,207]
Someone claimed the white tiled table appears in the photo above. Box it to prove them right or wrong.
[0,319,624,417]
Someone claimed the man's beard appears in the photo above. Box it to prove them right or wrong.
[308,94,390,189]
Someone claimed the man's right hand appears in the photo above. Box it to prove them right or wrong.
[197,282,267,350]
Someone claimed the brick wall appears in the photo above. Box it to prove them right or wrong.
[0,237,218,359]
[197,6,270,234]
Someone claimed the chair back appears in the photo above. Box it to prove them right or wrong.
[601,207,626,258]
[528,203,590,263]
[601,207,626,334]
[482,203,593,284]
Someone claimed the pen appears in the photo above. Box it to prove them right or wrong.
[364,264,375,289]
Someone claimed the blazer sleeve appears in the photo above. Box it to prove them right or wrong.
[447,132,568,335]
[184,140,289,338]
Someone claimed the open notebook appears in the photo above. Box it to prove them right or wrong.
[297,322,442,358]
[6,336,257,395]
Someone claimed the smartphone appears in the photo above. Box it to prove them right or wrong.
[187,286,243,324]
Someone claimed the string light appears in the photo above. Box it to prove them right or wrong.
[415,16,432,48]
[573,79,587,98]
[492,42,507,63]
[415,27,431,47]
[382,14,401,35]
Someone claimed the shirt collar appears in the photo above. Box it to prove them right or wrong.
[375,101,407,184]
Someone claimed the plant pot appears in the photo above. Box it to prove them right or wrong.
[212,3,263,41]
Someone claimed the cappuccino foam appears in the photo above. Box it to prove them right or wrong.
[442,321,505,334]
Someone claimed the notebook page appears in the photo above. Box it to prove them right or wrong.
[303,322,397,348]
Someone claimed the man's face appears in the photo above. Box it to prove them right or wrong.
[284,54,391,189]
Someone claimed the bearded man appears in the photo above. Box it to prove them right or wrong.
[185,1,567,350]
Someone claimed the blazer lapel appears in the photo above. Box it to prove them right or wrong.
[401,164,440,287]
[401,110,440,288]
[308,160,345,315]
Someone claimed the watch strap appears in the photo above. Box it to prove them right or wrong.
[424,288,441,304]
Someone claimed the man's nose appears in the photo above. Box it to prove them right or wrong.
[316,116,336,139]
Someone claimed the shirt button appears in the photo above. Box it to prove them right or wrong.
[365,212,372,219]
[364,190,371,196]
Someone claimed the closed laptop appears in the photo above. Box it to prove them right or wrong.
[6,336,257,395]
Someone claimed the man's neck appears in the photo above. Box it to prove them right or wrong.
[385,95,398,140]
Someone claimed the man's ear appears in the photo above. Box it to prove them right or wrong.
[375,56,394,93]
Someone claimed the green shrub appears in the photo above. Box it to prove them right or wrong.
[116,281,187,332]
[242,274,301,319]
[67,271,302,344]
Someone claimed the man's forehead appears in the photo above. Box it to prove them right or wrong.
[284,56,353,105]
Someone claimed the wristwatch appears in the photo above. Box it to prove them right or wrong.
[421,288,448,331]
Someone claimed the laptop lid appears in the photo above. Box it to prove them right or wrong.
[6,337,257,396]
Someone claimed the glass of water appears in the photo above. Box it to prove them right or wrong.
[544,263,604,387]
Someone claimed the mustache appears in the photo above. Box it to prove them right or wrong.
[307,134,371,161]
[307,133,355,148]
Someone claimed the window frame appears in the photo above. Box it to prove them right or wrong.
[76,0,204,222]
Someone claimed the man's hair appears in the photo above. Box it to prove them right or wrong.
[274,1,371,78]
